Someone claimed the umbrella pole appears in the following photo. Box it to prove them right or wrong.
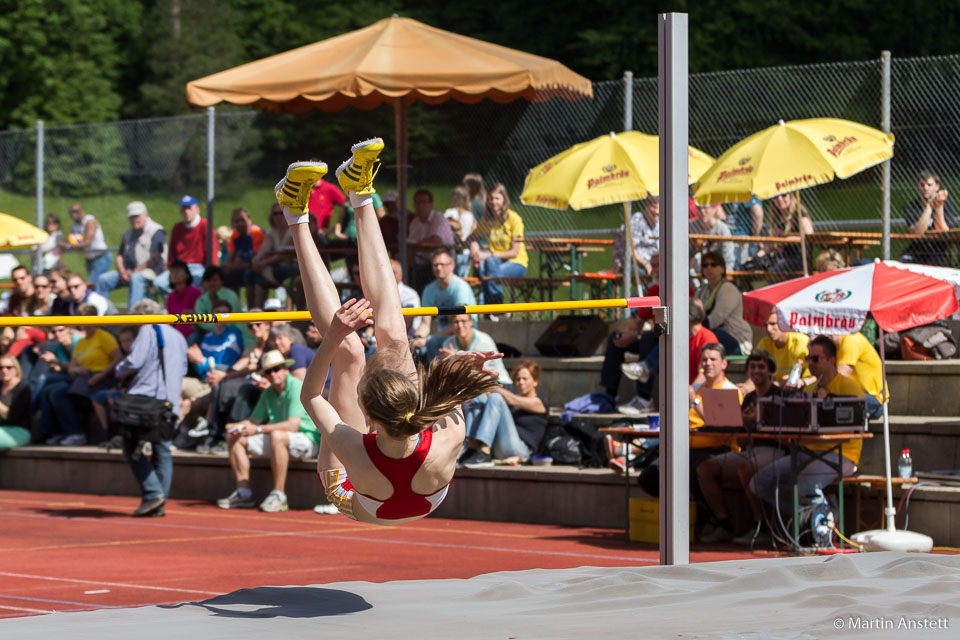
[879,327,896,532]
[395,98,409,281]
[800,222,809,276]
[623,201,634,315]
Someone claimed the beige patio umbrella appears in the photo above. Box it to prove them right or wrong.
[186,15,593,270]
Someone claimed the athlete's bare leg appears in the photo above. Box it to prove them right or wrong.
[278,162,366,475]
[336,139,415,377]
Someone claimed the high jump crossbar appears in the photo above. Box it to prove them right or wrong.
[0,296,661,327]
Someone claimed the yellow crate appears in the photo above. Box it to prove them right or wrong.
[628,497,696,543]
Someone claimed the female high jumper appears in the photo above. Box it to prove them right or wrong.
[279,138,502,525]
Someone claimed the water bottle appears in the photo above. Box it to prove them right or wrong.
[787,359,804,387]
[898,449,913,479]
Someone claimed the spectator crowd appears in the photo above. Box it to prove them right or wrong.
[0,168,952,526]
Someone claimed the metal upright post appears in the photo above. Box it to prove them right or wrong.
[206,106,215,267]
[34,120,44,274]
[881,51,892,261]
[395,99,409,281]
[658,12,690,566]
[623,70,635,315]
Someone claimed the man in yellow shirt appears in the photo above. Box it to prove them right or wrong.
[750,335,863,512]
[637,343,740,504]
[831,332,887,419]
[468,183,528,305]
[746,312,810,394]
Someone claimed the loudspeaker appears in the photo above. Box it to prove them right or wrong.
[534,315,608,357]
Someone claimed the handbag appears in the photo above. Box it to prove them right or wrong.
[108,326,179,443]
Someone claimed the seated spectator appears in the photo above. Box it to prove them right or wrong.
[637,343,739,502]
[0,265,35,316]
[95,201,167,309]
[60,202,112,285]
[392,258,422,339]
[26,274,55,316]
[696,251,752,356]
[0,354,31,449]
[696,350,784,544]
[165,259,204,340]
[690,203,735,271]
[815,248,845,273]
[765,191,813,273]
[114,298,189,517]
[252,204,298,307]
[48,268,73,316]
[617,297,716,414]
[193,266,253,347]
[613,196,659,278]
[443,186,477,277]
[187,299,244,380]
[67,273,117,316]
[89,326,138,434]
[751,336,864,512]
[30,325,81,410]
[438,314,511,385]
[217,350,321,512]
[153,195,217,297]
[40,304,123,446]
[900,170,955,266]
[411,248,478,362]
[408,189,456,291]
[220,207,265,306]
[830,331,887,420]
[267,324,314,380]
[727,195,764,268]
[457,359,548,468]
[216,225,232,263]
[39,213,64,273]
[463,172,487,221]
[184,310,274,453]
[468,183,527,304]
[745,312,810,395]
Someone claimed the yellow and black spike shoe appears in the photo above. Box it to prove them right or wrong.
[335,138,384,196]
[274,161,328,213]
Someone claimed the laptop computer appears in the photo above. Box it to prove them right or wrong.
[698,388,744,432]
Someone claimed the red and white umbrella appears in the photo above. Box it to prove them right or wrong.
[743,260,960,334]
[743,259,958,552]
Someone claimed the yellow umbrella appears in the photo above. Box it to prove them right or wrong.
[0,212,48,249]
[520,130,714,210]
[693,118,894,204]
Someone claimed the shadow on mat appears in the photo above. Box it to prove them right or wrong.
[29,507,128,519]
[162,586,372,618]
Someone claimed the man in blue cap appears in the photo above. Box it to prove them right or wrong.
[154,195,217,297]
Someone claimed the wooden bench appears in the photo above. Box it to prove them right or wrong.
[843,474,919,532]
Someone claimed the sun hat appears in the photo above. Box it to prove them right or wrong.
[258,349,295,374]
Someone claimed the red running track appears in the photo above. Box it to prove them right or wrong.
[0,489,773,618]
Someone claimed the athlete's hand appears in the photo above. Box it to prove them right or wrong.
[454,349,504,379]
[330,298,373,338]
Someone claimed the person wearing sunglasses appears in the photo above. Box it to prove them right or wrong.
[694,251,752,357]
[0,355,30,449]
[750,335,865,514]
[66,274,116,316]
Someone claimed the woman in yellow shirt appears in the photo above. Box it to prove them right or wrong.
[467,183,528,305]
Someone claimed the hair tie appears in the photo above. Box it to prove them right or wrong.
[405,412,415,423]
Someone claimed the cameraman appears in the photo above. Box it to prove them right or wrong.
[114,299,188,517]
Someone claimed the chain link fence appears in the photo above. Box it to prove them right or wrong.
[1,53,958,284]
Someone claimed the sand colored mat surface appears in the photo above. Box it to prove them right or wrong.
[3,552,958,639]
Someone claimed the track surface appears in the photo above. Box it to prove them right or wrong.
[0,489,771,618]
